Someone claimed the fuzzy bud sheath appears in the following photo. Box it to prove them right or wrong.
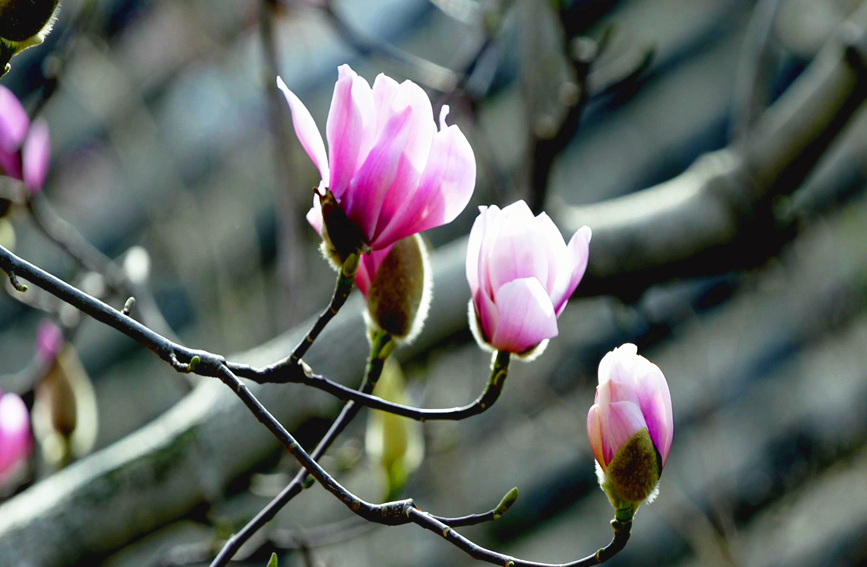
[365,234,431,342]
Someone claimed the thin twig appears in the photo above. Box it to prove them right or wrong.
[226,349,511,422]
[407,509,631,567]
[289,257,357,364]
[211,331,394,566]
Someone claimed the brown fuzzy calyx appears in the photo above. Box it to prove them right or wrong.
[367,235,427,338]
[606,428,661,503]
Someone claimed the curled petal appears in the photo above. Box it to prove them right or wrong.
[587,405,606,471]
[634,363,674,465]
[465,205,491,297]
[277,77,330,186]
[490,278,558,353]
[553,225,592,315]
[375,122,476,247]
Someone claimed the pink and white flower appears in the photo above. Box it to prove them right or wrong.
[587,343,673,478]
[277,65,476,254]
[466,200,591,354]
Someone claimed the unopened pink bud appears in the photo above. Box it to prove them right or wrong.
[466,200,591,356]
[0,391,32,483]
[587,344,673,512]
[278,65,476,259]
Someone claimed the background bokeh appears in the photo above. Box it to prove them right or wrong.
[1,0,866,565]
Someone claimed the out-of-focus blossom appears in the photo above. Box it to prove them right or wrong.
[22,119,50,194]
[587,343,673,512]
[32,321,98,468]
[466,200,591,355]
[36,319,64,365]
[278,65,475,261]
[0,86,51,195]
[0,390,32,484]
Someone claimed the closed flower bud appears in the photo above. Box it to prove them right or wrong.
[466,200,591,357]
[362,234,431,342]
[587,344,673,519]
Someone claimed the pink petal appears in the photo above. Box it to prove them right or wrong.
[490,277,558,353]
[341,105,413,243]
[533,212,569,295]
[634,363,674,466]
[587,405,606,470]
[553,225,592,315]
[277,77,330,186]
[373,120,475,247]
[484,202,550,297]
[0,86,29,152]
[465,205,492,297]
[326,65,375,198]
[306,194,324,235]
[602,400,646,466]
[22,120,50,194]
[474,286,499,346]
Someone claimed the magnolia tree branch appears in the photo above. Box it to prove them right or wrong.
[0,245,628,567]
[0,6,865,564]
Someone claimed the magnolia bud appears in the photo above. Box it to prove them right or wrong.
[0,0,60,76]
[587,344,673,520]
[365,234,431,342]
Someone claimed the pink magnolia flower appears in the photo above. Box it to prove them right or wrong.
[466,200,591,354]
[0,85,51,194]
[0,390,32,484]
[587,343,673,504]
[277,65,476,255]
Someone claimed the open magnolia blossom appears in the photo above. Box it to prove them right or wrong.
[0,85,50,195]
[466,200,591,355]
[0,389,31,484]
[587,343,673,516]
[277,65,476,261]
